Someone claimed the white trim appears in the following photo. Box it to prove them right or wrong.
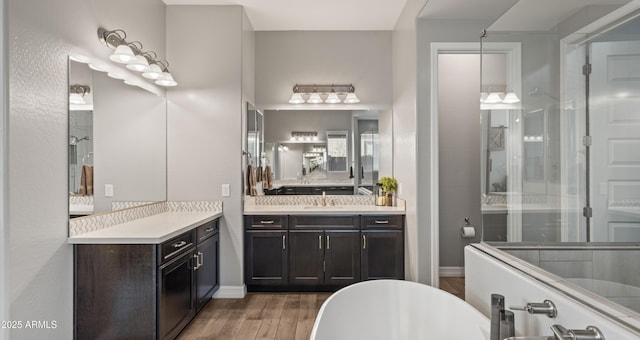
[430,42,522,285]
[212,285,247,299]
[439,266,465,277]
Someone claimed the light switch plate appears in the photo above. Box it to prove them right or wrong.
[222,184,230,197]
[105,184,114,197]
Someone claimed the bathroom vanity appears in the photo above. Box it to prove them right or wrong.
[244,197,405,291]
[68,203,222,340]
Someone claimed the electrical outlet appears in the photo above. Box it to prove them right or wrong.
[222,184,230,197]
[105,184,114,197]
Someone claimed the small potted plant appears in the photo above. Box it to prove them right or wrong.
[378,176,397,207]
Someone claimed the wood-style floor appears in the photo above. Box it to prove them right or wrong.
[178,277,465,340]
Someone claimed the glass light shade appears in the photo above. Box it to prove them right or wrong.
[142,63,163,80]
[307,93,323,104]
[484,92,503,104]
[107,71,125,80]
[126,55,150,72]
[109,44,135,64]
[325,92,341,104]
[289,93,305,104]
[69,93,86,105]
[501,92,521,104]
[155,72,178,87]
[88,63,108,72]
[343,92,360,104]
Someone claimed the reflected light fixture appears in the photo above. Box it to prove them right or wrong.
[483,92,503,104]
[98,27,177,87]
[501,92,520,104]
[290,131,319,142]
[289,84,359,104]
[69,84,90,105]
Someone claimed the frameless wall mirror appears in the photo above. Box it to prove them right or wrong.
[261,109,388,195]
[68,58,167,218]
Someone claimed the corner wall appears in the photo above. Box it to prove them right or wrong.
[7,0,166,338]
[166,5,251,296]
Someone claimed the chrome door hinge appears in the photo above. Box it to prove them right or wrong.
[583,136,592,147]
[583,206,593,218]
[583,63,592,75]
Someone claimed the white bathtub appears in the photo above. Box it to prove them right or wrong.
[310,279,489,340]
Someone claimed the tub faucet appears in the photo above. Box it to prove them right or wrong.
[510,299,557,318]
[490,294,505,340]
[550,325,604,340]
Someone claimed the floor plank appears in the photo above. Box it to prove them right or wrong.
[179,279,465,340]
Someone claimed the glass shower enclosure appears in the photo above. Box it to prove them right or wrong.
[480,0,640,318]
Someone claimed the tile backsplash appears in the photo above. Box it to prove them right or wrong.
[69,201,223,236]
[254,195,374,206]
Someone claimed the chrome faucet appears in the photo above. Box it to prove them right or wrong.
[550,325,604,340]
[321,191,327,206]
[491,294,506,340]
[511,300,557,318]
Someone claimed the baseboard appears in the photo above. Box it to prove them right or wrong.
[439,266,464,277]
[213,285,247,299]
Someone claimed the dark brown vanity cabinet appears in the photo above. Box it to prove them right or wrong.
[244,215,289,287]
[74,218,220,340]
[361,215,405,280]
[289,229,361,288]
[244,214,404,291]
[194,219,220,312]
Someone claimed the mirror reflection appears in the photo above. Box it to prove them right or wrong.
[257,109,383,195]
[68,58,167,218]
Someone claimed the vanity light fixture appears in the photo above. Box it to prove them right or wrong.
[289,84,359,104]
[98,27,177,87]
[290,131,319,142]
[69,85,91,105]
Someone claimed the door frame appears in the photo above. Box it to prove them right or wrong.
[430,41,521,282]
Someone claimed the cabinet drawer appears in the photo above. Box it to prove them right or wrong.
[289,215,359,229]
[197,219,219,243]
[159,231,195,264]
[361,215,404,229]
[245,215,288,229]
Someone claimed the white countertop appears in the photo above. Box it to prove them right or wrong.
[68,211,223,244]
[244,203,405,215]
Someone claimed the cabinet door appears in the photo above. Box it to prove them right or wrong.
[245,231,288,286]
[159,249,196,340]
[289,230,324,286]
[324,230,361,286]
[196,233,219,312]
[362,230,404,280]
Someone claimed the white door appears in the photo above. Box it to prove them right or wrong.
[591,41,640,242]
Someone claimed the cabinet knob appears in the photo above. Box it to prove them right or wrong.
[282,235,286,250]
[318,235,323,249]
[326,235,330,250]
[362,234,367,249]
[374,220,389,224]
[204,227,214,233]
[260,220,275,224]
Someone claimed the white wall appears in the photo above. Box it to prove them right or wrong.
[378,109,393,177]
[1,0,8,338]
[93,71,166,212]
[392,0,429,283]
[255,31,392,111]
[166,5,251,297]
[8,0,166,338]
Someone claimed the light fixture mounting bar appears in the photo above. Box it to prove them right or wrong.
[293,84,355,93]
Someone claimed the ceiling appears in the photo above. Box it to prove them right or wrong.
[162,0,408,31]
